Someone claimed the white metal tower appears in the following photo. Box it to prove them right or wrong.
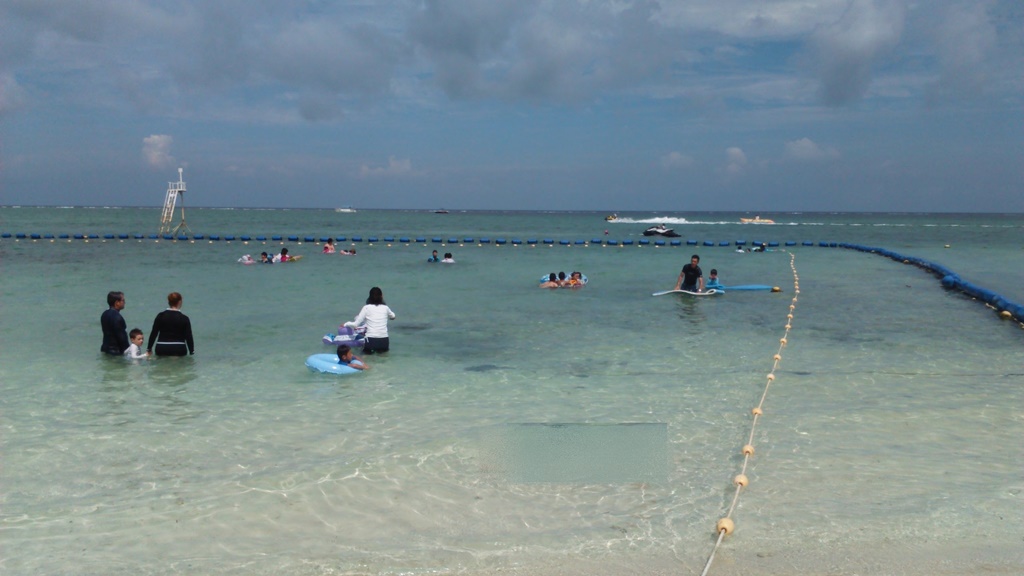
[159,168,191,236]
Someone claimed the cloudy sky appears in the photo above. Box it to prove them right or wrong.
[2,0,1021,212]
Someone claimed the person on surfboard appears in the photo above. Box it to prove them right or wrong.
[674,255,704,292]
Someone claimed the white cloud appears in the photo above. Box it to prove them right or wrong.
[784,137,839,160]
[726,146,748,174]
[142,134,175,169]
[359,156,413,178]
[661,151,693,169]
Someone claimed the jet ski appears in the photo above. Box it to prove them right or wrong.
[642,225,681,237]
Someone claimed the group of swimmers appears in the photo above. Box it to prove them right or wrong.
[321,238,356,255]
[674,254,723,292]
[540,271,586,289]
[100,290,196,360]
[426,250,454,263]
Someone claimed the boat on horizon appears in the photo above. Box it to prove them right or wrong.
[740,215,774,224]
[605,213,618,221]
[335,207,357,213]
[433,209,450,214]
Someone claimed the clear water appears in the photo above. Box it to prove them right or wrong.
[1,208,1022,575]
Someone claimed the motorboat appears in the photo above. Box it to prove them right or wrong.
[335,207,357,213]
[605,213,618,221]
[740,215,774,224]
[434,209,450,214]
[642,224,680,237]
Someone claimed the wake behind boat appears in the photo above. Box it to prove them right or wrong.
[642,224,681,237]
[740,215,773,224]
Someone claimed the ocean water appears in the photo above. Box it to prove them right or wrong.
[1,207,1022,576]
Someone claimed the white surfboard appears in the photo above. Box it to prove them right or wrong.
[652,289,720,297]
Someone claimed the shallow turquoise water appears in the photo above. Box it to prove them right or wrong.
[1,208,1022,575]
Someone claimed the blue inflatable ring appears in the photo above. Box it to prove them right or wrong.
[305,353,364,375]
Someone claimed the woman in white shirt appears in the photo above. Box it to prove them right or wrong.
[344,287,396,354]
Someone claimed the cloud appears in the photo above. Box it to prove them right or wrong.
[726,147,748,174]
[784,137,839,160]
[142,135,175,169]
[661,151,693,169]
[359,156,413,178]
[808,0,906,106]
[0,73,28,116]
[928,1,998,99]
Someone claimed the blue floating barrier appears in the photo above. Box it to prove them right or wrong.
[512,239,522,245]
[495,239,506,245]
[560,240,570,245]
[44,233,54,239]
[162,234,173,240]
[607,239,619,246]
[802,241,813,246]
[591,238,603,244]
[194,234,204,240]
[687,239,697,245]
[1,233,10,238]
[639,239,650,245]
[118,234,128,240]
[415,237,426,243]
[272,235,282,241]
[30,233,41,239]
[16,233,27,239]
[785,241,796,246]
[336,236,346,242]
[719,241,730,246]
[463,238,474,243]
[384,237,395,242]
[432,237,443,243]
[768,242,779,247]
[480,238,491,244]
[670,240,682,246]
[148,234,158,239]
[241,235,251,241]
[526,239,537,244]
[819,242,829,247]
[88,234,99,239]
[225,235,236,241]
[177,235,188,241]
[736,240,746,245]
[543,239,554,244]
[399,237,410,243]
[351,236,362,242]
[655,240,666,246]
[303,236,315,243]
[574,240,585,245]
[256,236,267,241]
[448,238,458,243]
[703,241,714,246]
[74,234,85,239]
[209,235,220,241]
[368,237,378,242]
[286,235,297,241]
[60,234,70,239]
[622,239,633,245]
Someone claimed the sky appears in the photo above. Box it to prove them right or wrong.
[1,0,1022,212]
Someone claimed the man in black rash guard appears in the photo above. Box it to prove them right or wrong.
[100,291,130,355]
[674,254,705,292]
[147,291,195,356]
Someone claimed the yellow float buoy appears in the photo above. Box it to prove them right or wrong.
[734,474,749,487]
[751,407,763,416]
[999,310,1011,320]
[716,518,735,535]
[742,444,755,456]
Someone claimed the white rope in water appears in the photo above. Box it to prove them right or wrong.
[699,252,800,576]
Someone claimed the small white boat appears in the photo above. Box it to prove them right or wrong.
[335,207,357,213]
[740,215,773,224]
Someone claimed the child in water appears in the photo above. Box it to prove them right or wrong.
[336,345,368,370]
[124,328,149,359]
[705,269,723,290]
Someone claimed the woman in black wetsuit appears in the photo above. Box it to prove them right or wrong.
[147,292,195,356]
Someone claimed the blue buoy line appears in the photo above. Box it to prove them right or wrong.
[840,243,1024,323]
[2,232,1019,322]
